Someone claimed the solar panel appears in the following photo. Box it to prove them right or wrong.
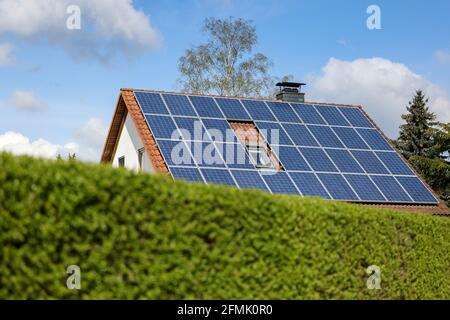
[200,168,237,187]
[170,167,205,183]
[344,175,386,201]
[262,172,299,194]
[135,92,169,114]
[282,123,319,147]
[201,119,236,143]
[188,141,226,168]
[351,150,390,174]
[188,96,224,118]
[162,94,197,117]
[299,148,338,172]
[308,125,344,148]
[266,102,302,123]
[231,170,269,191]
[317,173,359,200]
[241,100,276,121]
[214,142,254,169]
[396,177,438,204]
[375,152,414,175]
[371,176,411,202]
[288,172,330,198]
[157,140,196,167]
[316,106,351,126]
[256,122,293,145]
[357,129,393,151]
[332,127,370,150]
[339,107,373,128]
[215,98,251,120]
[325,149,364,173]
[290,103,326,125]
[173,117,208,141]
[273,146,311,171]
[134,91,439,206]
[145,115,178,139]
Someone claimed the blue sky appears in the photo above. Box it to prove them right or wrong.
[1,0,449,160]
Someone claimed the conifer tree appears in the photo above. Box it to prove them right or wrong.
[397,90,437,158]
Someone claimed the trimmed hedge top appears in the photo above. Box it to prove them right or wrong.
[0,153,449,299]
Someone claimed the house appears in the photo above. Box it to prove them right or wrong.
[101,84,449,215]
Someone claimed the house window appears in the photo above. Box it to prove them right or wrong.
[138,148,145,171]
[118,156,125,168]
[247,144,274,169]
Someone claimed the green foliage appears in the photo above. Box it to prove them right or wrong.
[431,123,450,160]
[177,17,286,98]
[397,90,437,158]
[410,156,450,208]
[0,152,449,299]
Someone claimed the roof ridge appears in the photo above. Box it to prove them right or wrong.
[120,88,362,108]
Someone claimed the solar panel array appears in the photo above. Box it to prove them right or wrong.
[134,91,439,205]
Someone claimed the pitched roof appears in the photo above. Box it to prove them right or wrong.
[101,88,449,216]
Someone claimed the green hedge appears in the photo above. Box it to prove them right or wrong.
[0,152,449,299]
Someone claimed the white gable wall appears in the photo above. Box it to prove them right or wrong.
[112,112,154,173]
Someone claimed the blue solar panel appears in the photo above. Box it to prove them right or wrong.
[290,103,326,125]
[396,177,438,203]
[256,122,293,145]
[170,167,204,183]
[273,146,311,171]
[157,140,196,167]
[200,168,237,187]
[188,141,226,168]
[357,129,393,151]
[308,126,344,148]
[231,170,269,191]
[299,148,338,172]
[215,143,254,169]
[201,119,236,143]
[145,115,178,139]
[241,100,276,121]
[173,117,208,141]
[339,107,373,128]
[317,174,359,200]
[188,96,224,118]
[215,98,251,120]
[376,152,414,175]
[136,91,438,206]
[135,92,169,114]
[316,106,351,126]
[288,172,330,199]
[351,150,390,174]
[262,172,299,194]
[371,176,411,202]
[266,102,302,123]
[162,94,197,116]
[282,124,319,147]
[332,127,370,150]
[344,175,386,201]
[325,149,364,173]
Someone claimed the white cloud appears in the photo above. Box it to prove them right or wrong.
[0,131,78,159]
[0,0,161,62]
[8,90,46,111]
[73,117,108,161]
[434,50,450,65]
[0,43,14,65]
[308,57,450,137]
[0,117,107,162]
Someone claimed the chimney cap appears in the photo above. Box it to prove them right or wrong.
[276,82,306,89]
